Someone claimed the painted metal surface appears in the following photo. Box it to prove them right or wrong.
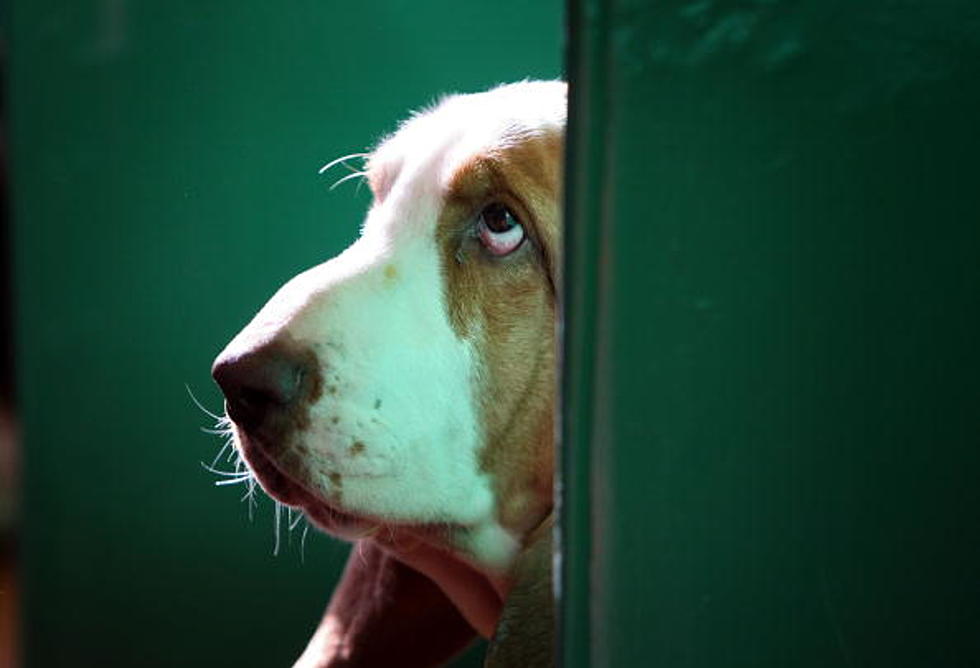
[563,2,980,666]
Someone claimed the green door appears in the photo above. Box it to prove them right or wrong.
[562,2,980,666]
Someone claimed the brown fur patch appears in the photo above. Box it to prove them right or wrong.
[436,131,563,535]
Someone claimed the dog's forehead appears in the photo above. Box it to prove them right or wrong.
[366,81,566,204]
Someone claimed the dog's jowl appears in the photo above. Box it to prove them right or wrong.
[212,81,564,667]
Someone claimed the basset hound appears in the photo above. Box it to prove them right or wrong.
[212,80,564,667]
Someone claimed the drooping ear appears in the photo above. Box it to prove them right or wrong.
[294,540,477,668]
[484,514,555,668]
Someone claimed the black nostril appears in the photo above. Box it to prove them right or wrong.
[211,342,315,431]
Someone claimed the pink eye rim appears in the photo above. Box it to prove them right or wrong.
[476,203,526,256]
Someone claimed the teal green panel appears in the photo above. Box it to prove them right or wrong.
[11,2,561,666]
[564,1,980,667]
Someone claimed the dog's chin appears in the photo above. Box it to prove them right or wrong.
[234,431,379,539]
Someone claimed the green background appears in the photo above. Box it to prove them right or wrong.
[10,2,562,666]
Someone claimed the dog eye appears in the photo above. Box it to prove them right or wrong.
[476,203,525,256]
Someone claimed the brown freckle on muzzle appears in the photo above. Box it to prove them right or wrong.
[349,441,366,456]
[329,471,343,488]
[383,264,398,286]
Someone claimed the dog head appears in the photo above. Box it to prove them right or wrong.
[212,81,564,576]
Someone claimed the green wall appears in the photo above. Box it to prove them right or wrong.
[563,1,980,666]
[10,3,561,666]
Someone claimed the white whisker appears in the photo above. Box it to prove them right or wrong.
[201,461,247,477]
[300,523,310,563]
[273,502,283,556]
[329,170,368,191]
[209,438,233,469]
[241,481,258,515]
[318,152,368,174]
[185,384,225,422]
[215,476,252,486]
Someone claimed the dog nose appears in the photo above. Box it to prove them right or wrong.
[211,342,316,432]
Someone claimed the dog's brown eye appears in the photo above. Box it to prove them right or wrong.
[481,203,516,233]
[477,204,525,256]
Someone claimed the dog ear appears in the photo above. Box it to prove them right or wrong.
[294,540,477,668]
[484,514,555,668]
